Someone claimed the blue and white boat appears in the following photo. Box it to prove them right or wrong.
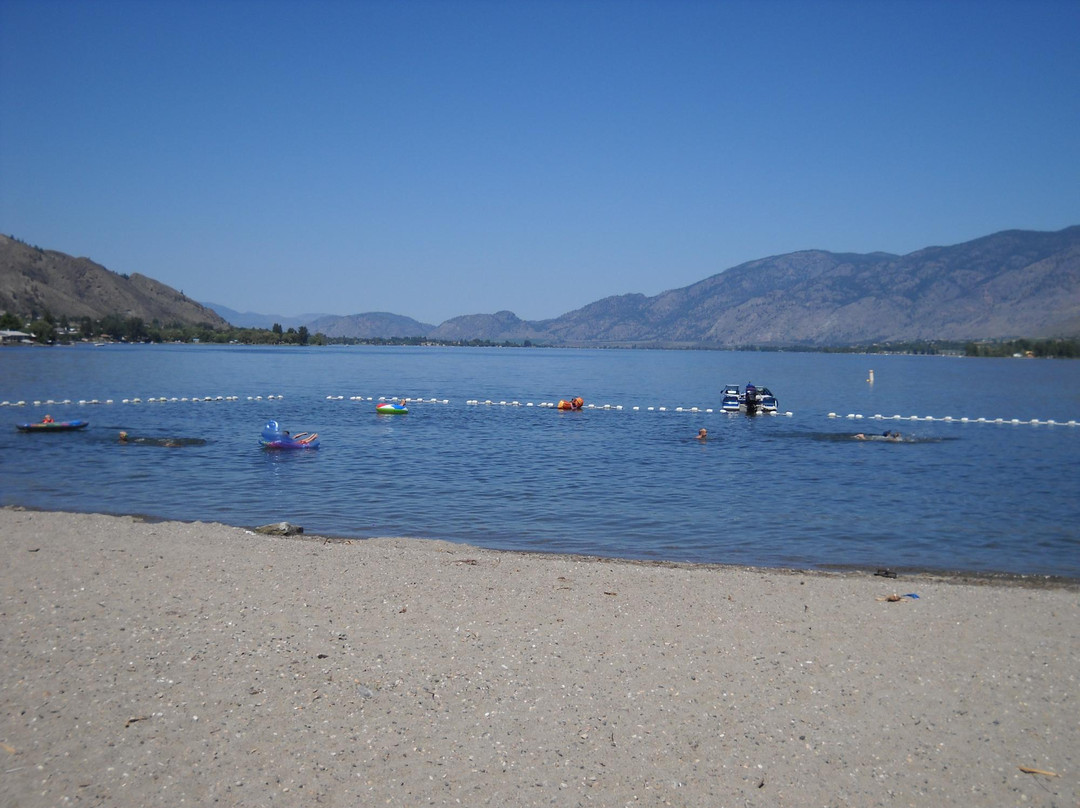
[721,385,742,413]
[721,384,779,415]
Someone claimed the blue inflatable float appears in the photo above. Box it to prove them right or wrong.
[260,420,319,449]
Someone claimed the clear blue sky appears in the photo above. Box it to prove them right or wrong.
[2,0,1078,324]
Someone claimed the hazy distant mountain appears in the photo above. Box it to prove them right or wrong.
[6,226,1078,346]
[203,302,330,330]
[0,234,228,328]
[428,311,546,342]
[303,312,434,339]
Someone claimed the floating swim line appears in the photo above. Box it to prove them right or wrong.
[827,413,1078,426]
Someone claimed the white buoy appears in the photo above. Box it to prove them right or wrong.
[867,369,875,384]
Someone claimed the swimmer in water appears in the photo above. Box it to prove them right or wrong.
[854,431,902,441]
[119,430,202,447]
[697,428,708,440]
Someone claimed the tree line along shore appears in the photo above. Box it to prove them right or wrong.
[2,310,1078,356]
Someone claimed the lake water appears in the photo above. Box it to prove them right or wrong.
[2,344,1079,578]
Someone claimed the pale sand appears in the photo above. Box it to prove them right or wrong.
[1,508,1076,808]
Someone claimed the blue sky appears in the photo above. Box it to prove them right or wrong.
[2,0,1078,324]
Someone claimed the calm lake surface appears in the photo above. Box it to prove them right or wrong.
[3,344,1079,578]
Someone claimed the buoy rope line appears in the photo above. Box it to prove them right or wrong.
[2,395,284,405]
[3,396,1075,425]
[828,412,1078,427]
[3,395,790,414]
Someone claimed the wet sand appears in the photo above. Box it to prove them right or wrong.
[1,507,1076,807]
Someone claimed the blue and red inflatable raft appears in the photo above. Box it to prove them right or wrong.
[260,420,319,449]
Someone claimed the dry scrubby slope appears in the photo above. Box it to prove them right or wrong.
[0,234,228,328]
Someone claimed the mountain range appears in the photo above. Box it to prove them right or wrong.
[3,227,1078,346]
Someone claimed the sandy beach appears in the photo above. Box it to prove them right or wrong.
[1,508,1076,807]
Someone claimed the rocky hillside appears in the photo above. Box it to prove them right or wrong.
[588,226,1080,346]
[0,235,229,328]
[425,226,1080,346]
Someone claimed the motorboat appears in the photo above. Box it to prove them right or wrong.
[721,386,742,413]
[721,384,779,415]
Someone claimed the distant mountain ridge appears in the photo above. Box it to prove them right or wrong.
[305,312,434,339]
[4,226,1078,346]
[308,226,1079,346]
[534,226,1080,346]
[201,303,330,331]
